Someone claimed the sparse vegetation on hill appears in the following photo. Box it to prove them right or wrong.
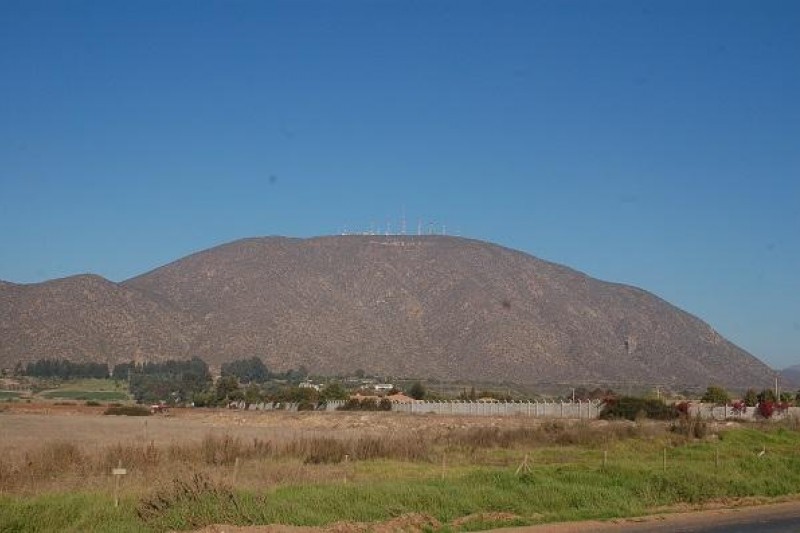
[0,236,777,389]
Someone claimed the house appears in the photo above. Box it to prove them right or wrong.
[386,392,415,403]
[299,381,321,391]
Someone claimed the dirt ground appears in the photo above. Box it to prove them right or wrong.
[0,401,552,459]
[187,499,800,533]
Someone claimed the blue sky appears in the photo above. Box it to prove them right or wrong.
[1,1,798,369]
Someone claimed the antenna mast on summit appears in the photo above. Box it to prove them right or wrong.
[401,206,407,235]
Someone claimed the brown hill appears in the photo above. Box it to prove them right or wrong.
[0,236,776,390]
[0,274,197,367]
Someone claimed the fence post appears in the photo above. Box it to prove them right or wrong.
[232,457,240,484]
[112,460,127,507]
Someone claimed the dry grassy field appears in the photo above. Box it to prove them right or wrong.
[1,401,543,450]
[0,402,553,495]
[3,402,800,532]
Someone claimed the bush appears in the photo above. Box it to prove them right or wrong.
[744,388,758,406]
[296,399,316,411]
[731,400,747,416]
[675,401,691,417]
[137,473,236,525]
[599,396,678,421]
[408,381,426,400]
[104,405,151,416]
[757,401,776,419]
[701,386,730,405]
[671,413,709,439]
[337,398,386,411]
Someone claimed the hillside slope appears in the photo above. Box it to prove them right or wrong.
[125,236,772,389]
[0,236,776,389]
[0,274,197,366]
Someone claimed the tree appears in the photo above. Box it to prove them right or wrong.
[215,376,241,405]
[744,388,758,407]
[320,382,348,402]
[221,356,270,383]
[244,383,263,406]
[461,387,477,400]
[701,385,730,405]
[758,389,777,404]
[408,381,426,400]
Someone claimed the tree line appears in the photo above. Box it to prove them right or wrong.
[18,358,109,379]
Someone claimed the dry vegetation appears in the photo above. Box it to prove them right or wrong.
[1,404,635,495]
[3,403,800,532]
[1,235,775,388]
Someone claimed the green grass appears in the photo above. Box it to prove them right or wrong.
[58,379,123,392]
[119,450,800,532]
[0,493,142,533]
[0,391,21,399]
[3,426,800,532]
[40,390,129,401]
[36,378,130,401]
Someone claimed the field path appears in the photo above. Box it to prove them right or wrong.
[484,499,800,532]
[191,499,800,533]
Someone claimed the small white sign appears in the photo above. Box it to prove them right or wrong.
[112,468,127,476]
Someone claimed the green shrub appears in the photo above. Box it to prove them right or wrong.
[600,396,677,421]
[296,399,316,411]
[701,386,730,405]
[337,398,385,411]
[103,405,151,416]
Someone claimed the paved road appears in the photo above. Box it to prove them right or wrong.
[487,501,800,532]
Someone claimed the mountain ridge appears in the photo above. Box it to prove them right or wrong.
[0,235,775,390]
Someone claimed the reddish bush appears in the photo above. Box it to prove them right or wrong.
[731,400,747,416]
[757,401,776,419]
[675,401,691,417]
